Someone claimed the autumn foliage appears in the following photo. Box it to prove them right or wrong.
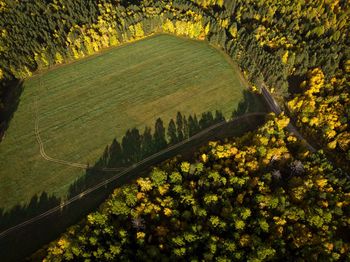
[44,116,350,261]
[288,67,350,167]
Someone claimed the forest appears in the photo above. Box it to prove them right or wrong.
[0,0,349,166]
[0,0,349,260]
[42,115,350,261]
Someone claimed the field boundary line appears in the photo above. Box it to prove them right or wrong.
[1,112,267,239]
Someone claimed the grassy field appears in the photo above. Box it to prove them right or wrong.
[0,34,258,210]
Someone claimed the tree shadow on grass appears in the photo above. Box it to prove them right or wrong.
[0,79,24,142]
[68,110,226,198]
[0,193,61,233]
[66,89,269,206]
[0,90,268,261]
[232,89,269,117]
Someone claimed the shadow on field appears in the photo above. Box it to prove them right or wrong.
[232,89,268,117]
[68,109,226,197]
[0,193,61,233]
[0,90,269,262]
[0,79,24,142]
[82,89,267,195]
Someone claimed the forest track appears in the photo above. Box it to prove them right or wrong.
[260,84,316,153]
[233,47,316,153]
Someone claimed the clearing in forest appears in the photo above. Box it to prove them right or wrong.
[0,34,260,210]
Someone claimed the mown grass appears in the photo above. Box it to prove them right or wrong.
[0,34,255,210]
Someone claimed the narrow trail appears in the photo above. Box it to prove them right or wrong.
[234,48,317,153]
[35,110,88,169]
[34,81,125,172]
[35,113,125,171]
[260,84,316,153]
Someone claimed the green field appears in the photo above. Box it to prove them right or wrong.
[0,34,252,210]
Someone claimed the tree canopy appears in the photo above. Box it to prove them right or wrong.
[1,0,349,151]
[43,115,350,261]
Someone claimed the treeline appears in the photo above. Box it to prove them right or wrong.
[1,0,349,98]
[0,0,208,80]
[1,0,349,160]
[43,115,350,261]
[0,0,212,136]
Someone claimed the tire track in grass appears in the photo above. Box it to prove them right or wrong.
[35,81,125,172]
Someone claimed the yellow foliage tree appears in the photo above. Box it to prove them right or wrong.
[55,52,64,64]
[162,19,175,33]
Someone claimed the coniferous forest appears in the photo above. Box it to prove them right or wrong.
[41,115,350,261]
[1,0,349,164]
[0,0,349,261]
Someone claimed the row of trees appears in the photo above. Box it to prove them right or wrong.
[43,114,350,261]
